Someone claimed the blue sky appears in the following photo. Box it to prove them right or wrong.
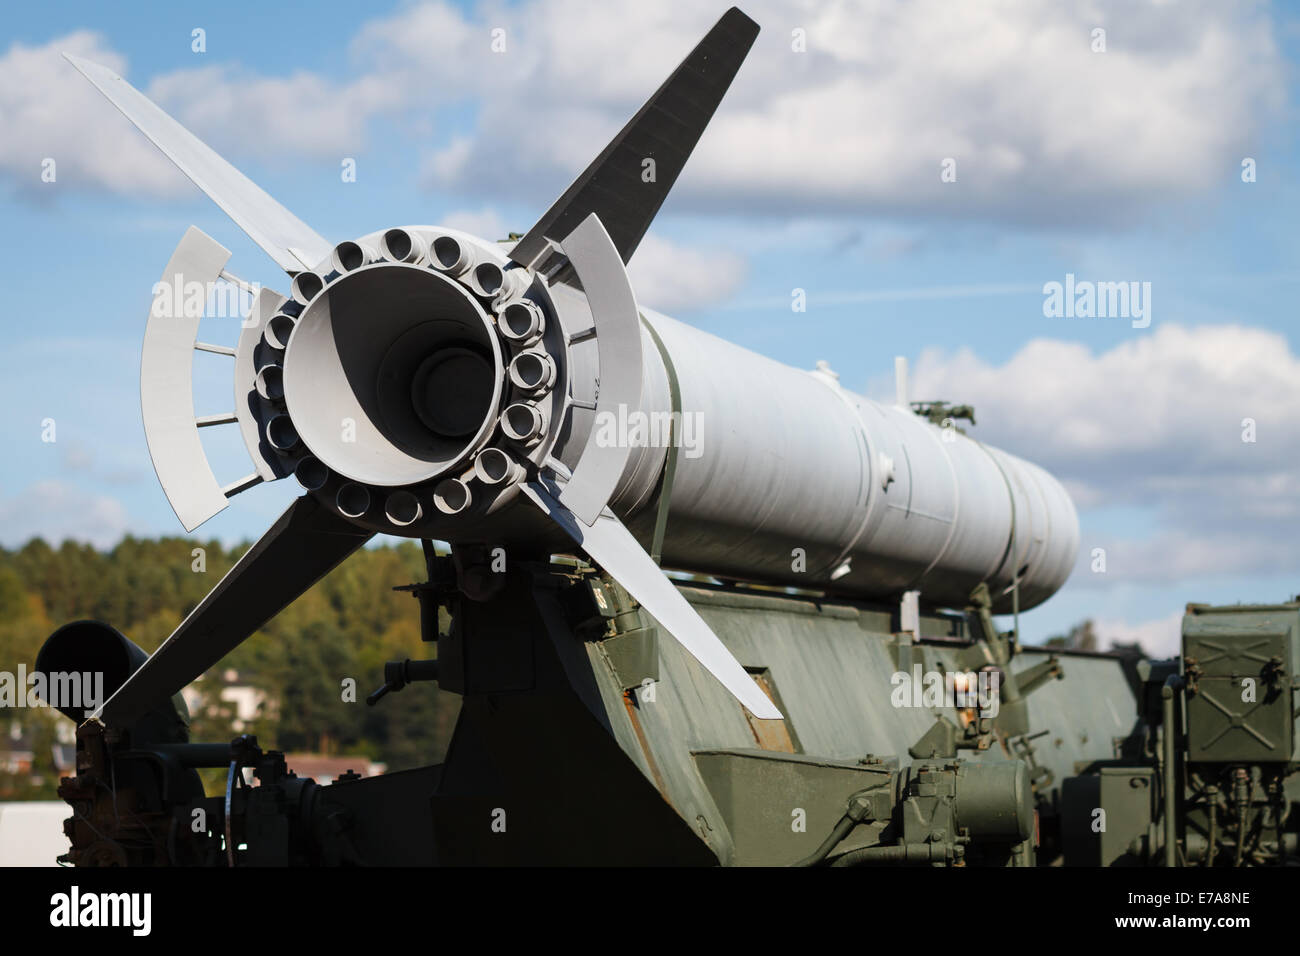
[2,0,1300,654]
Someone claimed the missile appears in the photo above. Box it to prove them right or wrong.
[64,8,1077,729]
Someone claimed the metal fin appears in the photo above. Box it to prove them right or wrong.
[142,226,235,531]
[521,479,783,720]
[64,54,333,274]
[96,496,373,727]
[510,7,759,270]
[554,214,642,525]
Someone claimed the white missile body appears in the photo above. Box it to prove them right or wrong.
[269,225,1077,616]
[612,311,1078,614]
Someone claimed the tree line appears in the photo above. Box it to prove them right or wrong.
[0,536,460,798]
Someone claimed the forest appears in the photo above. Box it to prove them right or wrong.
[0,535,460,798]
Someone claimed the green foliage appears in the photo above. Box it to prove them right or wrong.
[1043,619,1098,652]
[0,535,460,797]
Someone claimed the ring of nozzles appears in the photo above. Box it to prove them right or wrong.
[247,227,559,530]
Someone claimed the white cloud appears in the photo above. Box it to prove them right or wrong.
[415,0,1284,225]
[0,480,130,549]
[0,29,397,197]
[439,206,511,240]
[0,32,187,196]
[908,322,1300,582]
[909,322,1300,482]
[627,233,748,312]
[1095,610,1183,658]
[3,1,1280,224]
[145,66,396,161]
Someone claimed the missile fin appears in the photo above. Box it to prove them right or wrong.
[521,479,783,720]
[64,54,334,274]
[510,7,759,271]
[142,226,236,531]
[555,213,642,525]
[96,496,373,728]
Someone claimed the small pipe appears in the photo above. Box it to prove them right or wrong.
[473,447,524,486]
[265,414,300,452]
[384,490,423,527]
[254,365,284,401]
[379,228,425,264]
[336,483,371,518]
[294,456,329,491]
[498,300,545,346]
[829,843,953,866]
[492,267,529,306]
[508,349,556,395]
[432,477,472,515]
[290,271,324,306]
[1162,674,1183,867]
[330,241,377,274]
[501,402,544,445]
[789,814,856,867]
[429,235,473,276]
[467,261,505,299]
[1233,768,1250,868]
[263,312,297,351]
[1183,830,1296,863]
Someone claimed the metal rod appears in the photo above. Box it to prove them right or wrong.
[1162,674,1183,867]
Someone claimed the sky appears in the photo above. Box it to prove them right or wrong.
[2,0,1299,656]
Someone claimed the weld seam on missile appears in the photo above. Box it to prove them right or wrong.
[641,314,681,566]
[808,374,880,581]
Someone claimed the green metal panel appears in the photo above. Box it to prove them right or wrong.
[1014,651,1136,786]
[1098,766,1155,865]
[1060,766,1154,866]
[693,749,892,866]
[1182,617,1293,764]
[582,581,1135,863]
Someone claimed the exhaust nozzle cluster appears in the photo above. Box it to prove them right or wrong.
[246,225,567,535]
